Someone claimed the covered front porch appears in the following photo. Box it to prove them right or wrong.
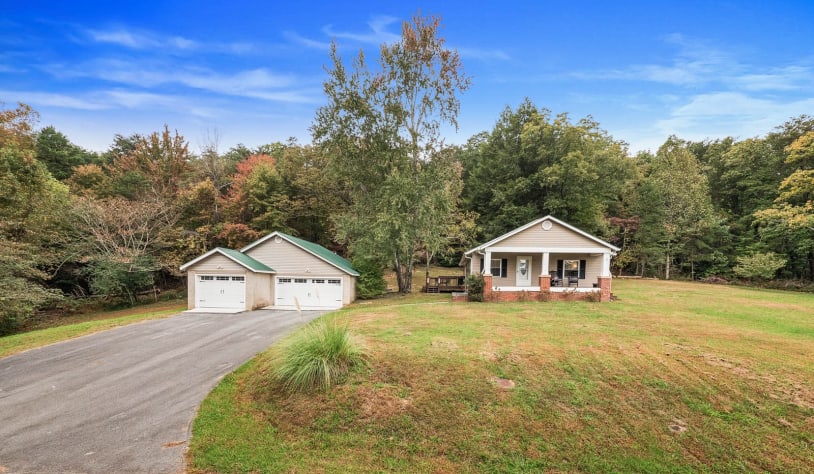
[466,249,613,302]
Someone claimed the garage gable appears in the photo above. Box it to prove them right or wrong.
[241,232,358,276]
[180,247,275,273]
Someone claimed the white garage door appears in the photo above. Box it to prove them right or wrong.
[275,277,343,309]
[195,275,246,309]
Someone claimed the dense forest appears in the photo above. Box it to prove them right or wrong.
[2,16,813,334]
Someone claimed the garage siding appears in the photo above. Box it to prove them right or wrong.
[343,274,354,305]
[249,273,272,309]
[188,254,244,272]
[245,239,338,275]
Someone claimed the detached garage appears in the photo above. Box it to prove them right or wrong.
[180,232,358,312]
[179,247,274,312]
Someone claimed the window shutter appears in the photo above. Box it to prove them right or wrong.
[501,259,508,278]
[479,258,484,273]
[557,260,563,279]
[579,260,586,279]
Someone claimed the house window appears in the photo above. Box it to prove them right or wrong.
[564,260,579,275]
[327,279,341,285]
[294,278,307,284]
[490,258,508,278]
[557,259,586,279]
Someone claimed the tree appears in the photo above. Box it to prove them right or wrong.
[35,126,96,180]
[312,14,470,293]
[222,153,292,233]
[72,197,178,304]
[0,103,69,332]
[276,143,349,245]
[638,138,717,279]
[460,100,633,241]
[108,126,191,200]
[754,130,814,280]
[0,101,38,150]
[0,146,66,333]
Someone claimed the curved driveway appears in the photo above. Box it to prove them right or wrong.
[0,309,325,474]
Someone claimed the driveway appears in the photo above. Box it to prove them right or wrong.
[0,309,325,474]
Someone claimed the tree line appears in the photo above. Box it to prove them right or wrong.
[2,14,812,334]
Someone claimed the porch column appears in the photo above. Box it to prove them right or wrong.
[541,252,550,276]
[483,251,492,275]
[598,276,612,302]
[601,253,611,277]
[483,274,494,301]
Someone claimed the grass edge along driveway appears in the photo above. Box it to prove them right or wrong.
[0,302,186,359]
[188,279,814,473]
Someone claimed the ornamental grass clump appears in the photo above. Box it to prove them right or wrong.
[272,319,366,393]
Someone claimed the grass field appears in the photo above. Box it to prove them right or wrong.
[0,301,186,359]
[189,279,814,473]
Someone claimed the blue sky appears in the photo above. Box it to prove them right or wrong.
[3,1,813,155]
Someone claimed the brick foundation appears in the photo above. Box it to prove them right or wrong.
[486,289,601,302]
[475,275,611,303]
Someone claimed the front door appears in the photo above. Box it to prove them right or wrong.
[516,256,532,286]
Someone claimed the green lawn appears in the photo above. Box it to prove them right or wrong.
[0,301,186,359]
[188,279,814,473]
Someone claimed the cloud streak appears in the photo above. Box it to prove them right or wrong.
[322,15,401,45]
[44,59,320,104]
[82,26,260,56]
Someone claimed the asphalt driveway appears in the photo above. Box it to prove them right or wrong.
[0,309,325,474]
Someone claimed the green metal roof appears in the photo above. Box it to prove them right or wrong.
[216,247,275,273]
[278,232,359,276]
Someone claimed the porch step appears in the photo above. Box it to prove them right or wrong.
[426,286,439,293]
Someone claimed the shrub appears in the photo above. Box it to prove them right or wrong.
[733,252,787,280]
[465,274,485,302]
[352,258,387,299]
[272,319,367,392]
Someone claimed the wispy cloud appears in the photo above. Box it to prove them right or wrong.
[43,59,320,104]
[732,65,812,91]
[653,92,814,143]
[456,47,510,61]
[1,88,224,118]
[283,31,331,50]
[573,36,736,86]
[322,15,401,45]
[81,26,258,55]
[87,27,170,49]
[0,90,109,110]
